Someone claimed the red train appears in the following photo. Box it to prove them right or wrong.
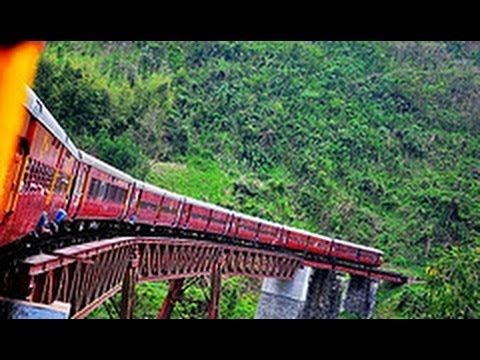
[0,87,384,267]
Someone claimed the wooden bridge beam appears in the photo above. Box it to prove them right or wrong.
[157,279,185,319]
[120,245,140,319]
[207,260,223,319]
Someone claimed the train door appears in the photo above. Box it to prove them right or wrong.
[132,188,142,222]
[173,198,186,228]
[178,201,192,229]
[154,194,166,226]
[69,163,89,219]
[124,183,139,222]
[1,136,30,223]
[46,145,76,222]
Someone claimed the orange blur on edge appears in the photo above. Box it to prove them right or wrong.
[0,41,45,223]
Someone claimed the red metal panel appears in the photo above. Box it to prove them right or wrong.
[0,120,63,246]
[136,189,161,226]
[206,209,229,235]
[258,223,279,245]
[307,235,330,257]
[235,218,258,243]
[183,204,209,232]
[75,166,130,221]
[286,230,309,252]
[156,195,181,228]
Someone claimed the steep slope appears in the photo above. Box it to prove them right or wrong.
[33,41,480,318]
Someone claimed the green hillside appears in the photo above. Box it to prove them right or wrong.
[33,41,480,318]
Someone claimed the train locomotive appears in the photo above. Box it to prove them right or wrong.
[0,86,384,267]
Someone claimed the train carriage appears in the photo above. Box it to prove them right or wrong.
[178,197,209,232]
[205,204,230,236]
[155,190,183,229]
[307,234,331,256]
[0,87,80,247]
[284,226,312,252]
[353,242,384,267]
[257,219,282,245]
[128,181,164,226]
[179,198,231,236]
[74,151,133,221]
[234,214,260,244]
[330,239,360,263]
[0,86,386,270]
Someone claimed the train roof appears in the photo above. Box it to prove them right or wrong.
[25,86,80,158]
[134,181,186,202]
[334,238,384,255]
[236,212,281,228]
[282,224,384,254]
[186,197,231,214]
[134,181,166,196]
[79,151,134,184]
[284,225,316,238]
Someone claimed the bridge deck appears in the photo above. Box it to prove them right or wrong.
[1,236,407,319]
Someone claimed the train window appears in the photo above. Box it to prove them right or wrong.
[112,185,117,201]
[88,178,100,199]
[98,182,106,199]
[109,185,115,202]
[116,188,123,203]
[105,184,109,199]
[192,213,207,220]
[74,170,85,195]
[140,200,157,211]
[22,159,33,193]
[115,187,127,204]
[22,159,56,194]
[162,205,171,214]
[98,182,124,203]
[112,185,117,200]
[260,227,276,236]
[108,184,115,201]
[54,172,69,194]
[241,224,257,232]
[112,187,118,202]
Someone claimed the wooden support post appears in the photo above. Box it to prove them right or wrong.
[158,279,184,319]
[207,260,222,319]
[120,245,139,319]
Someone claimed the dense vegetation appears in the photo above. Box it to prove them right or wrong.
[34,41,479,319]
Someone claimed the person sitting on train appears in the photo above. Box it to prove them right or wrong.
[34,211,52,237]
[48,208,67,233]
[54,209,67,224]
[129,212,137,225]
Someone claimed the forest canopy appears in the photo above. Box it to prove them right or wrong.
[34,41,480,318]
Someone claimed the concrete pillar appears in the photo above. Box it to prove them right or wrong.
[301,269,345,319]
[255,267,347,319]
[342,275,379,319]
[255,266,312,319]
[0,296,71,319]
